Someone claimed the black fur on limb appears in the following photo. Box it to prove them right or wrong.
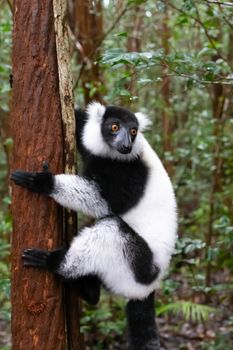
[126,293,160,350]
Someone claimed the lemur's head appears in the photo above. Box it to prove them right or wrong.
[101,106,138,155]
[82,102,151,160]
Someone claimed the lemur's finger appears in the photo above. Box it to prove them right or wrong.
[10,171,36,188]
[42,161,49,172]
[22,248,49,259]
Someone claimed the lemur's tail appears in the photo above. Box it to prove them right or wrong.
[126,292,160,350]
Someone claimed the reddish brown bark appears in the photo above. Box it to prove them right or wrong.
[10,1,66,349]
[53,1,85,348]
[75,0,104,104]
[64,207,84,349]
[126,6,143,53]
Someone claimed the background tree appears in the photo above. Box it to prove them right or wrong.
[69,0,105,104]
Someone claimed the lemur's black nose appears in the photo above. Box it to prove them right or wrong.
[122,145,132,153]
[123,145,131,151]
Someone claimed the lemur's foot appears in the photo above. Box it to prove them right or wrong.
[22,249,50,268]
[10,169,54,194]
[22,247,67,272]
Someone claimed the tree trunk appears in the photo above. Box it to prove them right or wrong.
[124,5,144,104]
[161,10,173,176]
[74,0,104,104]
[10,1,66,349]
[205,82,225,291]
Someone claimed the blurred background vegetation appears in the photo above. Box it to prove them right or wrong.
[0,0,233,349]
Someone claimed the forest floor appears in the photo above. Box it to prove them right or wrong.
[83,307,233,350]
[1,313,233,350]
[1,299,232,350]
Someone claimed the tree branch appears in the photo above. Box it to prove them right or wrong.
[205,0,233,7]
[6,0,13,13]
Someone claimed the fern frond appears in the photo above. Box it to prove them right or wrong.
[157,300,215,322]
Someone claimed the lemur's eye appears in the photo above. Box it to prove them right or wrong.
[131,128,137,136]
[111,123,119,132]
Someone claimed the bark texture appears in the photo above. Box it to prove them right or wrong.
[53,1,84,349]
[11,1,66,349]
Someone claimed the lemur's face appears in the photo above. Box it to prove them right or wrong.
[101,107,139,154]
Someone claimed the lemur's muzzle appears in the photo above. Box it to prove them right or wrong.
[116,129,132,154]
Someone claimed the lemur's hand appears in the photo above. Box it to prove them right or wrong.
[10,169,54,194]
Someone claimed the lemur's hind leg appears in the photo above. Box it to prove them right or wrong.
[70,275,101,305]
[23,247,101,305]
[22,216,159,299]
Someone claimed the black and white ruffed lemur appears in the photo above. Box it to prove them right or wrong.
[11,102,177,350]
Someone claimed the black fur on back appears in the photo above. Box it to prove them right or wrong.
[75,108,88,157]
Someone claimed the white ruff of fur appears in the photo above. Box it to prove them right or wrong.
[82,102,150,161]
[135,112,152,131]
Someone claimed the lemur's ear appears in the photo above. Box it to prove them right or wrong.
[86,102,106,122]
[135,112,152,132]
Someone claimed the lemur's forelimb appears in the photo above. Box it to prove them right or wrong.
[11,171,110,218]
[51,174,110,218]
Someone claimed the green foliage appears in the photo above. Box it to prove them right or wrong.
[0,4,12,111]
[201,332,233,350]
[100,49,232,85]
[81,294,126,349]
[157,300,215,323]
[0,200,11,322]
[175,238,206,255]
[0,1,12,327]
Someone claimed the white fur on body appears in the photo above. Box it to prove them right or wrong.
[51,102,177,299]
[122,138,177,278]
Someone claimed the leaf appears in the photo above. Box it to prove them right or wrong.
[182,0,195,11]
[156,1,167,12]
[175,14,189,25]
[127,0,147,5]
[157,300,215,322]
[115,32,128,38]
